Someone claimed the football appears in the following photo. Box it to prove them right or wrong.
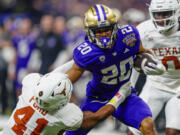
[134,53,157,73]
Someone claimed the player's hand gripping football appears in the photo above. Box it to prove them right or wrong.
[134,53,166,75]
[143,61,165,75]
[107,81,131,109]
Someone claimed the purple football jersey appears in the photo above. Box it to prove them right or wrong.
[73,25,140,100]
[66,25,152,135]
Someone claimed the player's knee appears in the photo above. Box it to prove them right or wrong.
[139,117,155,132]
[166,128,180,135]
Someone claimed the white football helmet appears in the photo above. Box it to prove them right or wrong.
[34,72,73,111]
[149,0,180,33]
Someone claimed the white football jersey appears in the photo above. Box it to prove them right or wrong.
[2,73,83,135]
[137,20,180,93]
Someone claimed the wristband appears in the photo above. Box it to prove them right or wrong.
[107,82,131,109]
[107,92,125,109]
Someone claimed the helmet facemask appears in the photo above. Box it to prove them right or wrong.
[87,23,118,49]
[150,10,178,33]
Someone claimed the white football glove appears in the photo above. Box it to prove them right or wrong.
[141,56,166,75]
[107,82,131,109]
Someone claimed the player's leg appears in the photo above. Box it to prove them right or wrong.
[165,96,180,135]
[128,78,167,135]
[138,81,169,135]
[113,92,157,135]
[65,97,106,135]
[139,116,156,135]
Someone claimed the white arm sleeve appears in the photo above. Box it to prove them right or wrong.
[130,69,140,87]
[51,60,74,74]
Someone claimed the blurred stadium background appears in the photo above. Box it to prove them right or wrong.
[0,0,165,134]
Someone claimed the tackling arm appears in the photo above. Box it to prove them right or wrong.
[80,105,115,129]
[51,60,84,83]
[66,62,85,83]
[51,60,74,73]
[80,82,131,129]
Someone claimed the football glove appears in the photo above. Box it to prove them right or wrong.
[134,53,166,75]
[142,59,166,75]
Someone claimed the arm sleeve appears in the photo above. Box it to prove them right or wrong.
[51,60,74,73]
[130,68,140,87]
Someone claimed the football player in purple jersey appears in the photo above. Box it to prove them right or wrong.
[64,4,165,135]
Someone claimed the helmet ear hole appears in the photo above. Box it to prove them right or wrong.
[39,91,43,97]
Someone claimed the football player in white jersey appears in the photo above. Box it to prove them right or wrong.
[129,0,180,135]
[1,60,131,135]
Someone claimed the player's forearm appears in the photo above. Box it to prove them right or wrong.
[66,64,84,83]
[141,49,154,55]
[66,69,83,83]
[80,105,115,129]
[139,46,153,55]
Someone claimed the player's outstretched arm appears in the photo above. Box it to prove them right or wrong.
[80,105,115,129]
[80,82,131,129]
[51,60,84,83]
[66,62,85,83]
[51,60,74,73]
